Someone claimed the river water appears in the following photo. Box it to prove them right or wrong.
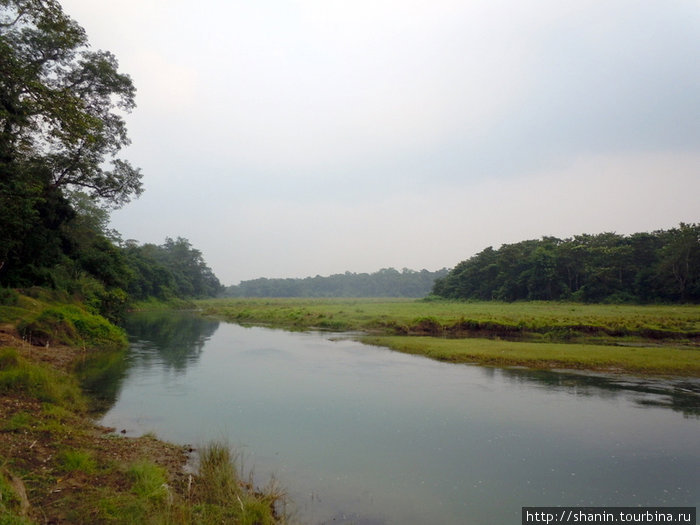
[95,312,699,524]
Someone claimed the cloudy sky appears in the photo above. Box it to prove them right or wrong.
[60,0,699,285]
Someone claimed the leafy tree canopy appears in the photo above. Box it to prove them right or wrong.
[1,0,142,281]
[0,0,142,205]
[433,224,700,303]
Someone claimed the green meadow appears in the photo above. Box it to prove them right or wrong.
[199,298,700,376]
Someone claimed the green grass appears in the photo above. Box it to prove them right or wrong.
[57,449,97,474]
[17,305,127,350]
[199,298,700,376]
[191,442,280,525]
[1,412,36,433]
[93,444,283,525]
[127,461,171,504]
[0,348,86,411]
[199,298,700,337]
[362,336,700,375]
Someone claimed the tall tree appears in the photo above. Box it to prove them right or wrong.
[0,0,142,282]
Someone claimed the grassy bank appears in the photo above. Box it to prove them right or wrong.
[199,298,700,376]
[0,291,285,524]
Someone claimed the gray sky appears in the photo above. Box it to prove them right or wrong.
[60,0,699,286]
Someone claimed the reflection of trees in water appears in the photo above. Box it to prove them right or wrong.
[77,312,220,413]
[125,311,220,372]
[495,367,700,418]
[76,348,129,413]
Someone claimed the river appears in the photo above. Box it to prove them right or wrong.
[93,311,699,524]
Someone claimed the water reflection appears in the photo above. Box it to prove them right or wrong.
[79,311,219,412]
[76,347,129,411]
[124,310,220,372]
[496,368,700,418]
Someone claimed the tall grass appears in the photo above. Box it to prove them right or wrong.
[190,442,282,525]
[199,298,700,338]
[92,443,285,524]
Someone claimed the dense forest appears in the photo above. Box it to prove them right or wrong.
[432,224,700,303]
[223,267,449,298]
[0,0,221,318]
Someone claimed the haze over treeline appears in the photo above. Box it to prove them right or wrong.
[432,224,700,303]
[223,268,449,298]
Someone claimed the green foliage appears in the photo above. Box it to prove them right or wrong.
[0,0,142,289]
[433,224,700,303]
[17,305,126,350]
[224,267,449,298]
[122,237,222,300]
[0,348,86,410]
[0,3,222,311]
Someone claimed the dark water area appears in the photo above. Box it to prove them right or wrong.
[95,312,699,524]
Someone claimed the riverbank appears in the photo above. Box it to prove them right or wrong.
[0,292,285,524]
[199,298,700,376]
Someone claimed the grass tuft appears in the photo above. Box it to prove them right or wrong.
[127,461,171,504]
[58,449,97,474]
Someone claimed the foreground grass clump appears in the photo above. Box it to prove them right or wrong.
[58,448,98,474]
[190,442,281,525]
[93,444,283,525]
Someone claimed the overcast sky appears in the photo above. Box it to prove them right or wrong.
[60,0,699,286]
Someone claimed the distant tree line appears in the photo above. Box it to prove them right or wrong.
[0,1,221,320]
[223,268,449,298]
[122,237,222,301]
[432,224,700,303]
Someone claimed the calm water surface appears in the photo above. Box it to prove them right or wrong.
[96,312,699,524]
